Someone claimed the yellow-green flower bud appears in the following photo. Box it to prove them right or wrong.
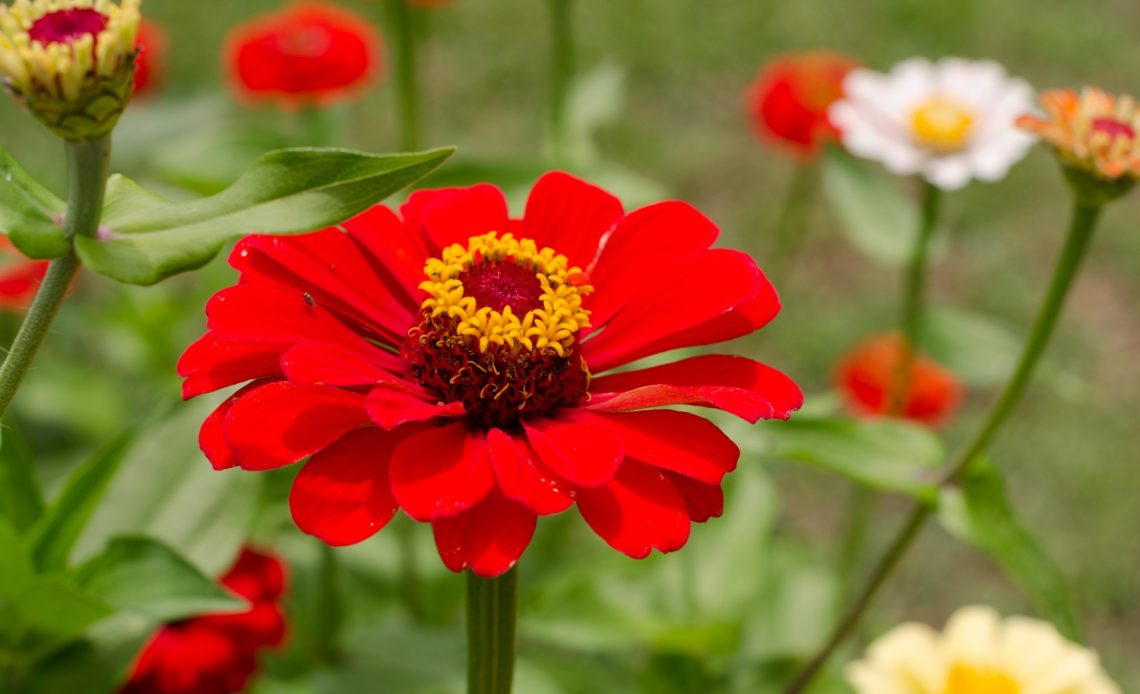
[0,0,141,141]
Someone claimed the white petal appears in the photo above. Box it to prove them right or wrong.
[923,154,975,190]
[941,606,1002,663]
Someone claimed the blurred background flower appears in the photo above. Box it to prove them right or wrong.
[836,332,962,426]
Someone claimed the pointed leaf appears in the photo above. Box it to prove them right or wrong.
[939,459,1081,641]
[0,429,45,531]
[22,613,152,694]
[0,146,68,259]
[77,536,244,622]
[6,576,114,655]
[755,416,944,501]
[76,146,454,285]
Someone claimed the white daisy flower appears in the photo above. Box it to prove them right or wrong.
[846,606,1121,694]
[830,57,1037,190]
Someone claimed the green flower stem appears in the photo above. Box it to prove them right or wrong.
[0,136,110,422]
[467,567,518,694]
[389,0,422,151]
[784,199,1104,694]
[312,542,345,663]
[769,160,821,269]
[396,517,427,622]
[547,0,574,162]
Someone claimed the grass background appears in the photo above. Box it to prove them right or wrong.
[1,0,1138,690]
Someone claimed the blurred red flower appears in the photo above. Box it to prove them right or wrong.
[120,547,287,694]
[133,19,165,97]
[0,237,49,312]
[225,2,382,109]
[836,333,962,426]
[179,172,802,577]
[745,51,857,158]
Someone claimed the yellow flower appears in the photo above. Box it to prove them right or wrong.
[0,0,141,140]
[846,606,1119,694]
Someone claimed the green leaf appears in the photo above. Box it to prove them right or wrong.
[923,306,1022,387]
[72,397,261,577]
[822,147,943,265]
[0,146,68,259]
[756,416,945,501]
[22,613,152,694]
[0,429,45,532]
[29,432,135,572]
[4,576,114,655]
[939,459,1081,641]
[0,519,34,599]
[76,146,454,285]
[76,536,244,622]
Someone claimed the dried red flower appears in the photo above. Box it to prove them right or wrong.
[836,333,962,426]
[745,51,858,158]
[179,172,802,577]
[0,237,49,312]
[120,547,288,694]
[133,19,166,97]
[225,2,381,109]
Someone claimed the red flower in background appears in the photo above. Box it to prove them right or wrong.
[120,547,288,694]
[837,333,962,426]
[0,237,49,312]
[133,19,165,97]
[179,172,802,577]
[225,2,381,109]
[745,51,857,158]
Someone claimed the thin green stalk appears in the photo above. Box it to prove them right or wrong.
[389,0,422,151]
[0,136,109,422]
[784,200,1104,694]
[547,0,574,162]
[467,567,518,694]
[769,160,821,268]
[396,518,427,622]
[312,542,344,663]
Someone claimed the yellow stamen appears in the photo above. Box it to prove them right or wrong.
[912,97,975,152]
[419,232,592,356]
[943,663,1020,694]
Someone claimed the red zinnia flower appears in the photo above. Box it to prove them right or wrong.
[836,333,962,426]
[133,19,165,97]
[745,51,858,158]
[0,237,49,312]
[225,2,381,109]
[120,547,288,694]
[179,172,803,577]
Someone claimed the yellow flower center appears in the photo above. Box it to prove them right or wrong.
[406,232,593,430]
[943,663,1021,694]
[419,232,592,357]
[911,97,975,152]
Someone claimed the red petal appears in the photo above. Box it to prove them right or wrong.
[198,383,266,470]
[289,427,406,546]
[577,460,691,558]
[389,422,495,521]
[590,410,739,485]
[179,334,284,399]
[524,411,624,488]
[586,201,719,331]
[583,249,768,373]
[232,231,415,341]
[522,171,623,270]
[400,185,509,252]
[431,491,536,577]
[586,354,803,422]
[342,204,430,306]
[222,381,371,470]
[280,342,424,393]
[663,472,724,523]
[486,429,574,516]
[365,387,466,429]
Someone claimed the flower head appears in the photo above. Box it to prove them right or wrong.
[0,237,49,312]
[745,51,857,158]
[132,18,163,97]
[120,547,288,694]
[830,57,1036,190]
[0,0,141,140]
[226,2,381,110]
[836,333,961,426]
[179,172,802,577]
[847,606,1120,694]
[1018,88,1140,202]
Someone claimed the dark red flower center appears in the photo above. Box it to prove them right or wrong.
[456,260,543,313]
[28,8,108,45]
[1092,117,1135,141]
